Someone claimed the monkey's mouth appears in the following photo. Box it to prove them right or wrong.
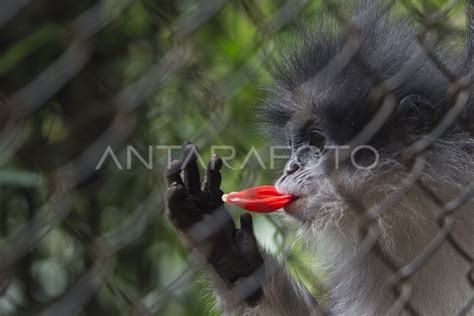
[274,187,306,215]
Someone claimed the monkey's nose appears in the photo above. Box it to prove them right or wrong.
[284,159,300,175]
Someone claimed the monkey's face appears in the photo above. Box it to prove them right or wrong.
[273,107,412,233]
[271,67,403,229]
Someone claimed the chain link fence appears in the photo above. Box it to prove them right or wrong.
[0,0,472,315]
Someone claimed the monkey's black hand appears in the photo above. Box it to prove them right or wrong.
[166,143,264,306]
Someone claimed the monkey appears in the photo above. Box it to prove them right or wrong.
[165,1,473,315]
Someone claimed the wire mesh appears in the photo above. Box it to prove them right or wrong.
[0,0,472,315]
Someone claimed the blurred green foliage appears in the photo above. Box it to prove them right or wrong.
[0,0,465,315]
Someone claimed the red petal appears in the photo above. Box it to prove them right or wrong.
[222,185,294,213]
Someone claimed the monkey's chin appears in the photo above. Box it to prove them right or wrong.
[283,198,306,219]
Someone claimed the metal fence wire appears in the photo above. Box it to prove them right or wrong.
[0,0,473,315]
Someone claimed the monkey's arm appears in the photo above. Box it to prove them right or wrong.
[204,250,324,315]
[165,144,324,315]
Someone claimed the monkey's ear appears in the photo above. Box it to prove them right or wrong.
[395,95,435,133]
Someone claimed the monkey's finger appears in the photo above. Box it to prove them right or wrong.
[233,223,265,306]
[166,182,201,230]
[204,155,223,192]
[240,213,254,235]
[181,143,202,196]
[165,159,184,185]
[236,215,262,273]
[235,230,261,266]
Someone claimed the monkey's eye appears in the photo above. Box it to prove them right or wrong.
[289,121,325,151]
[309,129,325,149]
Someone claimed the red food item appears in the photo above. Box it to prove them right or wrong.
[222,185,294,213]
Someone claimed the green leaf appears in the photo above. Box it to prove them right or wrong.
[0,23,63,75]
